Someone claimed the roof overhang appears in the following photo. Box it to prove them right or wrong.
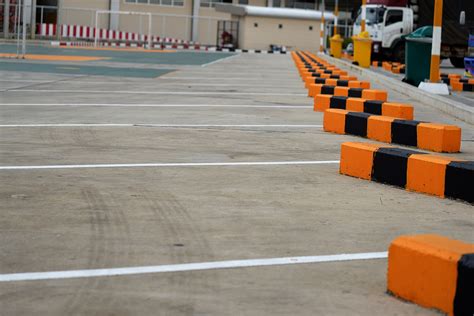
[215,4,336,21]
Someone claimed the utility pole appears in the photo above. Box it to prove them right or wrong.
[333,0,339,35]
[22,0,27,56]
[429,0,443,82]
[320,0,325,52]
[361,0,367,33]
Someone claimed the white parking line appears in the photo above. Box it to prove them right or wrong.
[0,251,388,282]
[0,79,301,88]
[0,103,311,109]
[0,160,340,171]
[159,77,298,81]
[4,89,307,96]
[0,124,323,128]
[200,54,240,67]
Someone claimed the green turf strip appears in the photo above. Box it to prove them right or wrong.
[0,60,174,78]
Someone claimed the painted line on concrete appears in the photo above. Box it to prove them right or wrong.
[0,79,301,88]
[0,103,311,109]
[0,251,388,282]
[200,53,240,67]
[4,89,307,97]
[0,124,323,128]
[159,77,297,81]
[0,160,340,171]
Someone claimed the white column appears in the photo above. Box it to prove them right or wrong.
[30,0,36,39]
[56,0,62,40]
[3,0,10,38]
[109,0,120,30]
[267,0,273,7]
[191,0,200,42]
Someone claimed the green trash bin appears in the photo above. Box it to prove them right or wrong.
[404,26,433,86]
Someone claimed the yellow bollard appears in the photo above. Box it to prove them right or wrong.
[330,34,344,58]
[352,31,372,68]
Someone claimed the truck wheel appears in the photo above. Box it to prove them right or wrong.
[393,43,405,63]
[449,57,465,68]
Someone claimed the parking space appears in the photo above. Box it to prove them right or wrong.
[0,50,473,315]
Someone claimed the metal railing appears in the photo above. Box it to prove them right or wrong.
[1,3,231,45]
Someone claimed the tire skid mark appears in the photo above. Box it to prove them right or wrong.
[62,187,133,314]
[139,186,219,302]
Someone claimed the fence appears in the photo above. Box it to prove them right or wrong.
[1,3,231,46]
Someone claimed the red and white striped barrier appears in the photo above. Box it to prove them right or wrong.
[37,23,198,45]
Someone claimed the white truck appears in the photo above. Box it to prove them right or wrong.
[352,0,473,67]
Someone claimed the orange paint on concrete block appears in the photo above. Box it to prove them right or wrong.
[340,76,358,81]
[314,94,332,112]
[323,109,348,134]
[308,84,323,97]
[367,116,394,143]
[359,81,371,89]
[347,81,361,88]
[339,142,384,180]
[326,79,338,86]
[346,98,366,112]
[382,103,414,120]
[406,154,454,197]
[304,77,315,89]
[332,70,348,76]
[417,123,462,153]
[309,83,323,98]
[321,73,332,79]
[348,81,371,89]
[362,89,388,102]
[334,86,350,96]
[451,82,463,91]
[388,234,474,316]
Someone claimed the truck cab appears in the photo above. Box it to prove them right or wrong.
[353,4,413,61]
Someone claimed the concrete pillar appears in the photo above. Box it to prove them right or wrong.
[267,0,273,7]
[191,0,200,42]
[56,0,61,39]
[30,0,36,39]
[109,0,120,30]
[3,0,10,38]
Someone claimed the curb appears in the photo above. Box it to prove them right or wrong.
[308,80,371,97]
[312,86,387,100]
[339,142,473,203]
[388,234,474,315]
[324,109,462,153]
[318,54,474,125]
[314,95,414,119]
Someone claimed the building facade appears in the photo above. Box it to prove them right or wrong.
[1,0,353,50]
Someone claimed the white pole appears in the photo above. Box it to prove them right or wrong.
[94,10,99,47]
[3,0,10,38]
[22,0,27,57]
[163,16,166,40]
[185,16,189,42]
[16,0,21,57]
[147,12,152,49]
